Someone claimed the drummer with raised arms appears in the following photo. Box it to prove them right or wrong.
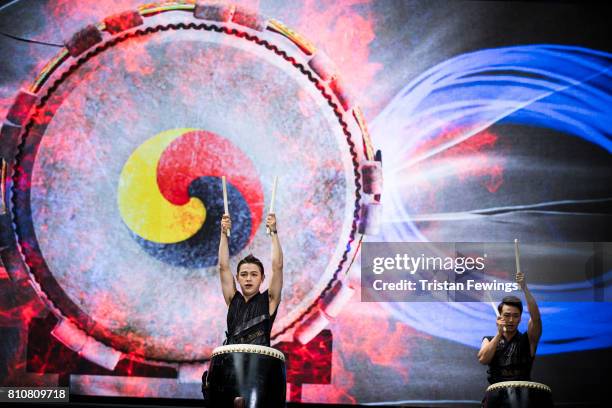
[218,212,283,346]
[477,267,542,384]
[202,178,286,407]
[217,176,283,347]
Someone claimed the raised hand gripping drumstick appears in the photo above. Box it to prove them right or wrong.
[222,176,230,237]
[266,176,278,235]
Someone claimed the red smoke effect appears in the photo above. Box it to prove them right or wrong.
[293,0,382,109]
[47,0,259,36]
[0,96,15,122]
[48,0,146,39]
[409,127,506,214]
[25,314,176,379]
[1,0,383,118]
[443,130,505,193]
[301,286,429,404]
[276,330,332,402]
[0,274,48,386]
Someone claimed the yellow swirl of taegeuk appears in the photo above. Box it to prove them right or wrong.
[117,128,205,244]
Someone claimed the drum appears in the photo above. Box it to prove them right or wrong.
[483,381,553,408]
[205,344,287,408]
[0,2,376,372]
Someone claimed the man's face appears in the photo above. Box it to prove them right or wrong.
[500,304,522,333]
[237,263,263,297]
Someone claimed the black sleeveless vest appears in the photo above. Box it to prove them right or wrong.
[225,290,278,346]
[485,331,534,384]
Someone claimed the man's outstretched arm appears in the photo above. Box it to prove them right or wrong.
[267,214,283,315]
[517,271,542,356]
[219,215,236,306]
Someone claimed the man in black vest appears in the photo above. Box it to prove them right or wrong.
[202,214,284,405]
[218,213,283,346]
[477,272,542,384]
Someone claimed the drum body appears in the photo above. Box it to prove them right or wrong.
[206,344,287,408]
[483,381,553,408]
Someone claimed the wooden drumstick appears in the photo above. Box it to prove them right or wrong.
[266,176,278,235]
[490,301,500,317]
[514,238,521,275]
[485,288,505,333]
[485,290,500,317]
[504,238,524,333]
[222,176,230,237]
[494,300,506,333]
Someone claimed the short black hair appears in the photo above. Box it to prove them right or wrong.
[236,254,264,276]
[498,296,523,314]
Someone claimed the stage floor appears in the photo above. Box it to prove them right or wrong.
[1,395,607,408]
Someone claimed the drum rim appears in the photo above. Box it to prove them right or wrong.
[1,1,374,367]
[486,380,551,393]
[211,344,286,361]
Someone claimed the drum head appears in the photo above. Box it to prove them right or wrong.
[211,344,285,361]
[484,381,553,408]
[9,14,364,362]
[486,381,552,393]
